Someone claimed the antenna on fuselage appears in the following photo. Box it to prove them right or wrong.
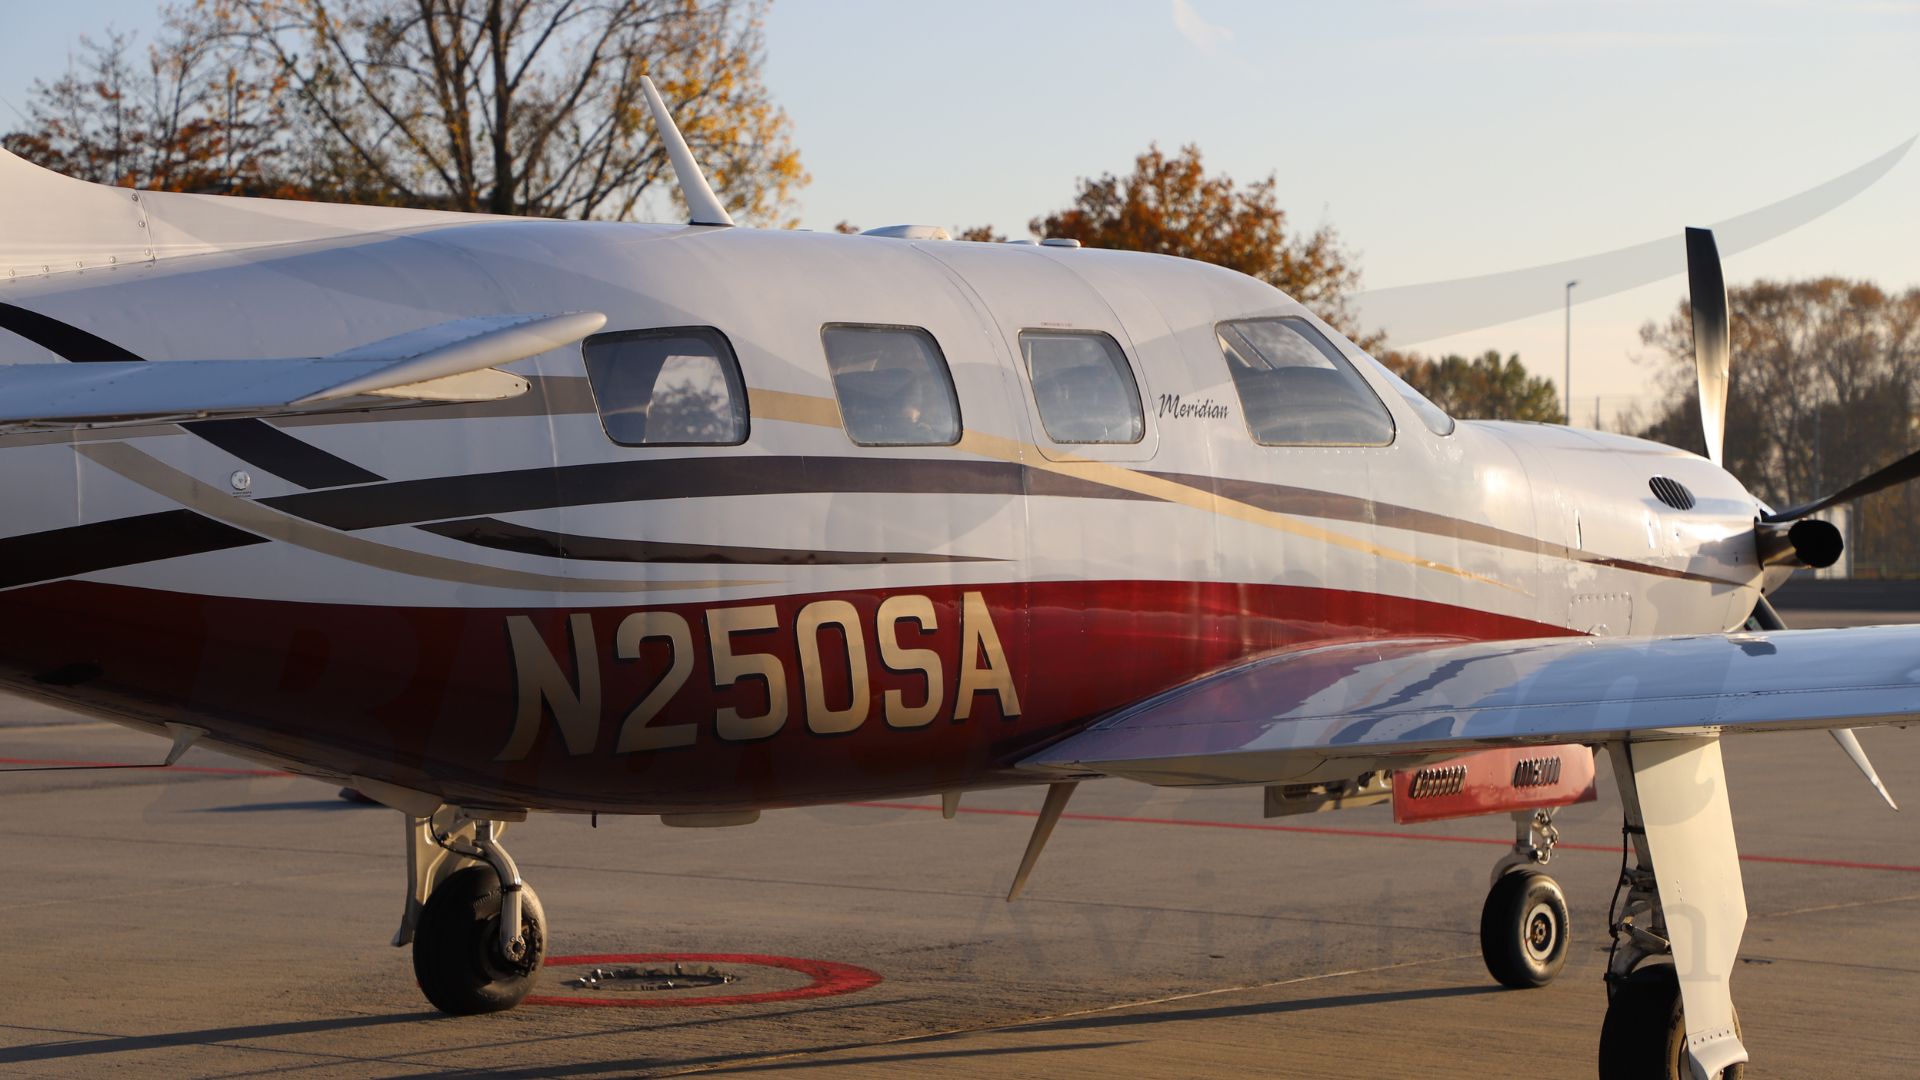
[638,75,735,228]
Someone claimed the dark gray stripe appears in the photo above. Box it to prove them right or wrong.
[187,418,383,488]
[0,510,267,591]
[0,302,143,362]
[0,302,384,490]
[264,455,1157,532]
[421,517,1001,566]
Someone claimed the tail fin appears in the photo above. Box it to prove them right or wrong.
[0,148,152,277]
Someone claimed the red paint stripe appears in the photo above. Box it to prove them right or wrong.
[0,755,289,777]
[851,801,1920,875]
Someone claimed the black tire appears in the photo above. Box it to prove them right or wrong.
[412,865,546,1016]
[1479,868,1570,988]
[1598,964,1745,1080]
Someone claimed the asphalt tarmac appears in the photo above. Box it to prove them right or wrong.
[4,601,1918,1078]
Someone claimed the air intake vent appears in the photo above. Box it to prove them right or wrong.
[1649,476,1696,510]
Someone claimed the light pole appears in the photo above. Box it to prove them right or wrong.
[1563,279,1579,425]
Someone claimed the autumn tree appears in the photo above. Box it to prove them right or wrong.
[1,14,287,195]
[1637,278,1920,575]
[1032,143,1372,346]
[1379,349,1561,423]
[4,0,807,224]
[219,0,803,221]
[953,224,1006,243]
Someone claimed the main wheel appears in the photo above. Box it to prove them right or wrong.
[412,865,546,1015]
[1599,964,1745,1079]
[1479,867,1569,988]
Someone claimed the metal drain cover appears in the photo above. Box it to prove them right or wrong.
[560,963,739,992]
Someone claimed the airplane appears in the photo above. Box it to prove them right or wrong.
[3,78,1918,1079]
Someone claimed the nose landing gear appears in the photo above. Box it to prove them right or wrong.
[1479,808,1570,988]
[414,862,547,1014]
[1481,867,1570,988]
[395,808,547,1015]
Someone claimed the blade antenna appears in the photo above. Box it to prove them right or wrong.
[1006,782,1078,901]
[638,76,735,228]
[1686,227,1731,467]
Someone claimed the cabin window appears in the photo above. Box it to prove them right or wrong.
[582,326,748,446]
[1215,318,1395,446]
[820,324,963,446]
[1019,330,1145,444]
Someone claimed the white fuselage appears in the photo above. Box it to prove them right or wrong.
[0,215,1766,810]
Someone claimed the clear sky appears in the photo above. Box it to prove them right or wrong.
[6,1,1917,423]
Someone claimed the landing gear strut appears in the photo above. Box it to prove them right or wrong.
[398,809,547,1015]
[1480,808,1570,988]
[1598,739,1749,1080]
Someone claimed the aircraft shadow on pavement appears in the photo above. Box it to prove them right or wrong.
[0,1012,439,1065]
[195,799,378,813]
[1009,982,1505,1035]
[411,984,1503,1077]
[0,996,917,1071]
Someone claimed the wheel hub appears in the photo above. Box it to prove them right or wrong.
[1525,900,1559,959]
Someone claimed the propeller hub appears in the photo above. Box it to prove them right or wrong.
[1756,518,1843,570]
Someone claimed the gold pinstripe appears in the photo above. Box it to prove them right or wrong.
[748,388,1524,594]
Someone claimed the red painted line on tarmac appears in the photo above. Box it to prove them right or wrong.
[526,953,882,1008]
[851,801,1920,875]
[0,755,288,777]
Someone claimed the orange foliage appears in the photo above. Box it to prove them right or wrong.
[1032,144,1373,346]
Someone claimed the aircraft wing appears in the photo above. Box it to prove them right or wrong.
[1018,627,1920,786]
[0,311,604,428]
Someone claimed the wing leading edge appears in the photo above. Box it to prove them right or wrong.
[1018,628,1920,786]
[0,311,605,429]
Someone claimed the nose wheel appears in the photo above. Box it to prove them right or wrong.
[1478,808,1570,988]
[390,809,548,1015]
[1599,964,1746,1080]
[1480,867,1570,988]
[413,864,547,1014]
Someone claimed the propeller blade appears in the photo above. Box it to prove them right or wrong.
[1764,443,1920,522]
[1831,727,1899,811]
[1751,597,1897,810]
[1686,227,1731,468]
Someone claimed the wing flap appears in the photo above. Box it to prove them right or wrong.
[0,311,603,428]
[1020,628,1920,786]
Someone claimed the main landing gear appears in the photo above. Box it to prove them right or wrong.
[1472,744,1751,1079]
[1479,808,1571,988]
[396,807,547,1014]
[1595,739,1749,1080]
[1601,965,1743,1080]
